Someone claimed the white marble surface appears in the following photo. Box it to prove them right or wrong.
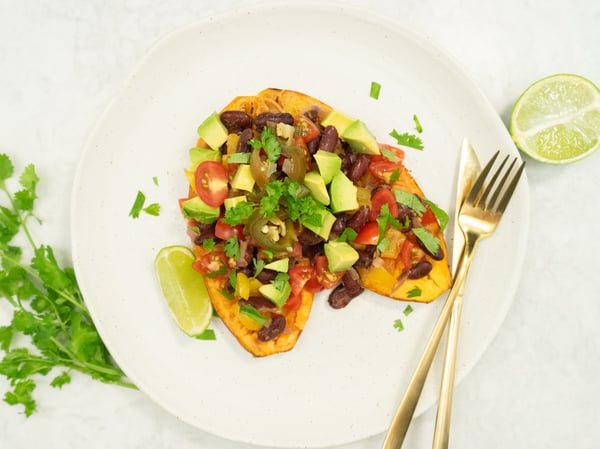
[1,0,599,448]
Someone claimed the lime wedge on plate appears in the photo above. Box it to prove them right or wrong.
[155,245,212,336]
[510,74,600,164]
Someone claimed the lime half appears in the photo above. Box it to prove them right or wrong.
[510,74,600,164]
[155,245,212,336]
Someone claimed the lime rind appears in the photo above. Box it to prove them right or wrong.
[510,73,600,164]
[155,245,213,337]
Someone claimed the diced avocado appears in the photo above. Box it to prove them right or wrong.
[264,257,290,273]
[313,150,342,184]
[341,120,381,155]
[181,196,220,224]
[320,109,355,135]
[259,281,292,308]
[197,112,228,150]
[231,164,255,192]
[329,172,358,213]
[224,195,247,210]
[303,171,330,205]
[189,147,222,170]
[303,208,337,240]
[324,241,359,272]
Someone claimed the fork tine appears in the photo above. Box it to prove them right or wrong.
[495,160,526,213]
[479,154,509,208]
[465,150,499,205]
[488,157,517,208]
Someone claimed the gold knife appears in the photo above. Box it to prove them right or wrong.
[431,138,481,449]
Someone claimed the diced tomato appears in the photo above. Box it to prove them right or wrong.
[192,251,229,278]
[354,221,379,245]
[420,207,437,226]
[370,188,398,221]
[296,115,320,143]
[283,292,302,312]
[315,255,344,289]
[369,144,405,181]
[194,161,229,207]
[378,144,405,164]
[400,239,414,270]
[214,219,244,240]
[289,265,316,297]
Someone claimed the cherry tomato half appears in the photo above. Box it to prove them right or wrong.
[192,251,229,278]
[315,255,344,289]
[194,161,229,207]
[370,188,399,221]
[354,221,379,245]
[296,115,320,143]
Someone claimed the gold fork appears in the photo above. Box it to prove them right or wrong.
[381,150,525,449]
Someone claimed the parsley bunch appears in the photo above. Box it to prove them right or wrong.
[0,154,135,416]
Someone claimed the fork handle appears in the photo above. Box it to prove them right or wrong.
[431,281,466,449]
[380,234,479,449]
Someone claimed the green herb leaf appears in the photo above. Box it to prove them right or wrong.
[224,236,241,260]
[239,305,268,325]
[143,203,161,216]
[202,239,216,251]
[413,114,423,133]
[403,304,415,315]
[129,191,146,218]
[389,129,424,150]
[337,228,358,243]
[407,287,421,298]
[195,329,217,340]
[393,189,427,215]
[50,371,71,389]
[393,319,404,332]
[425,199,449,232]
[412,227,441,256]
[389,168,400,183]
[222,201,254,226]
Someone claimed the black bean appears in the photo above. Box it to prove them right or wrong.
[236,128,254,153]
[256,268,278,283]
[303,242,325,260]
[339,151,353,172]
[297,227,324,246]
[346,206,370,232]
[307,135,320,155]
[355,246,376,267]
[255,112,294,131]
[240,296,276,310]
[304,109,318,122]
[318,125,338,152]
[342,268,363,295]
[194,231,215,246]
[408,261,433,279]
[220,111,253,133]
[328,284,362,309]
[415,236,445,260]
[330,216,347,236]
[347,154,371,182]
[258,314,286,341]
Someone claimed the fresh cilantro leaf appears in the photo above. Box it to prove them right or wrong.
[370,81,381,100]
[413,114,423,133]
[195,329,217,340]
[393,189,427,215]
[425,199,449,232]
[222,201,254,226]
[0,154,14,183]
[260,181,283,218]
[389,168,400,183]
[337,228,358,243]
[260,249,273,260]
[239,304,268,325]
[250,127,281,162]
[252,258,265,278]
[412,227,441,255]
[377,237,391,253]
[128,191,146,218]
[4,379,36,417]
[271,272,290,291]
[381,147,398,162]
[152,176,159,186]
[224,236,241,260]
[389,129,424,150]
[202,239,216,251]
[50,371,71,389]
[407,287,422,298]
[207,264,227,279]
[228,269,237,292]
[143,203,160,216]
[393,319,405,332]
[403,304,415,315]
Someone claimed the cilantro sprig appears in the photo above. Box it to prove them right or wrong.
[249,127,282,162]
[389,129,424,150]
[0,154,135,416]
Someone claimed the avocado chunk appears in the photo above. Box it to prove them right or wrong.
[189,147,222,170]
[231,164,255,192]
[313,150,342,184]
[197,112,228,150]
[264,257,290,273]
[181,196,220,224]
[303,171,330,205]
[329,172,358,213]
[223,195,247,210]
[324,241,359,272]
[341,120,381,155]
[320,109,355,135]
[303,208,337,240]
[259,281,292,308]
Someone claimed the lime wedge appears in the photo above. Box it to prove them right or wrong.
[154,245,212,336]
[509,74,600,164]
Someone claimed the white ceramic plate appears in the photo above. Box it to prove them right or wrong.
[71,3,529,448]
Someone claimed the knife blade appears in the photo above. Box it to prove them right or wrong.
[431,138,481,449]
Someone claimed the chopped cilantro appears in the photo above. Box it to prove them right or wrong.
[389,129,424,150]
[195,329,217,340]
[337,228,358,243]
[403,304,415,315]
[393,319,405,332]
[407,287,421,299]
[239,305,268,325]
[222,200,254,225]
[207,264,228,279]
[224,236,241,260]
[412,227,441,256]
[143,203,161,216]
[272,272,290,291]
[393,189,427,215]
[389,168,400,183]
[425,199,449,232]
[249,127,281,162]
[128,191,146,218]
[370,81,381,99]
[252,258,265,278]
[202,238,216,250]
[413,114,423,133]
[152,176,159,186]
